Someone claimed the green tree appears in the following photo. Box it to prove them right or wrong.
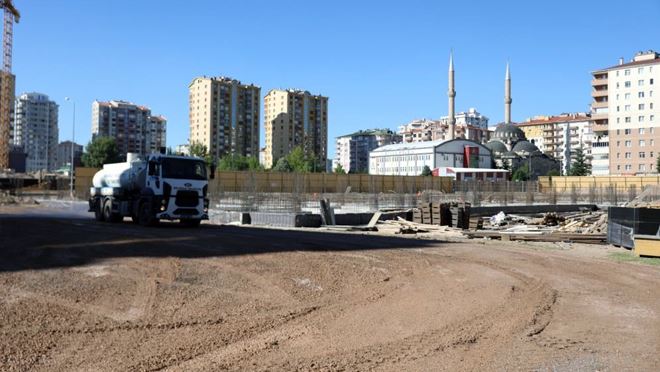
[287,146,312,173]
[656,154,660,173]
[546,169,560,178]
[511,166,530,181]
[81,136,121,168]
[568,148,591,176]
[217,154,264,171]
[421,165,433,176]
[334,163,346,174]
[499,159,511,171]
[189,142,212,164]
[272,157,292,172]
[246,156,264,171]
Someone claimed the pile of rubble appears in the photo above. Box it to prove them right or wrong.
[555,211,608,234]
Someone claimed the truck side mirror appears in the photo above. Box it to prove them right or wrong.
[209,163,215,180]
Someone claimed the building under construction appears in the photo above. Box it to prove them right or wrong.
[0,0,19,170]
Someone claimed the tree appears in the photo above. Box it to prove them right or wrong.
[334,163,346,174]
[217,154,264,171]
[421,165,433,176]
[568,148,591,176]
[81,137,121,168]
[656,154,660,173]
[189,142,212,164]
[499,159,511,171]
[287,146,313,173]
[511,166,530,181]
[272,157,292,172]
[546,169,560,178]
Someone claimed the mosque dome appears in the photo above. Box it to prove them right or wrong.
[512,140,540,154]
[493,124,526,142]
[485,140,507,154]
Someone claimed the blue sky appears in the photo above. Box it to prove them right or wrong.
[13,0,660,158]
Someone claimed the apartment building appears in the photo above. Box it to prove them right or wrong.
[398,108,490,144]
[333,129,401,173]
[188,76,260,161]
[92,100,166,158]
[13,93,59,172]
[55,141,83,170]
[516,113,593,175]
[264,89,328,168]
[591,50,660,175]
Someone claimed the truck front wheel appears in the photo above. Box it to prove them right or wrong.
[94,200,105,222]
[138,201,158,227]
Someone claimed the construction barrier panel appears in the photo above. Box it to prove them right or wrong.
[539,176,660,192]
[74,167,454,197]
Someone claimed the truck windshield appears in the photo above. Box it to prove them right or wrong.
[161,158,207,180]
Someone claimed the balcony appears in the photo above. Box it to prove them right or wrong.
[591,122,609,132]
[591,77,608,86]
[591,101,608,109]
[591,89,608,98]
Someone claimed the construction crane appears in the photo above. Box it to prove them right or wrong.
[0,0,19,169]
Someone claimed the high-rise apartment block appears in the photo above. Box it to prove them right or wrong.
[264,89,328,168]
[13,93,59,172]
[188,77,260,161]
[92,100,166,158]
[334,129,401,173]
[591,50,660,175]
[0,71,15,169]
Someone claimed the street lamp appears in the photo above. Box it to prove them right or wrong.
[65,97,75,199]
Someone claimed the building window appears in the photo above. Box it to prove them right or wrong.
[625,117,631,123]
[624,69,630,76]
[639,116,645,122]
[639,128,645,134]
[617,106,620,112]
[651,115,656,122]
[624,128,631,135]
[625,93,631,100]
[617,165,621,170]
[639,151,646,158]
[625,164,632,171]
[616,140,620,147]
[625,81,631,88]
[639,92,645,98]
[625,152,631,159]
[616,118,620,124]
[650,79,654,85]
[639,80,645,87]
[625,140,632,147]
[616,153,620,159]
[638,67,644,74]
[624,105,630,111]
[651,139,655,146]
[640,164,646,171]
[639,103,645,110]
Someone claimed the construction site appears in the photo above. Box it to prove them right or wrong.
[1,170,660,371]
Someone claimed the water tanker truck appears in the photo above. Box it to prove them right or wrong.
[88,153,211,226]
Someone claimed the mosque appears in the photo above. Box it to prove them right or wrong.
[484,64,560,178]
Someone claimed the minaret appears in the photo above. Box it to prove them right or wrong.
[504,62,512,124]
[447,52,456,140]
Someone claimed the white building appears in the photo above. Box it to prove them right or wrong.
[334,129,401,173]
[13,93,59,172]
[369,139,493,176]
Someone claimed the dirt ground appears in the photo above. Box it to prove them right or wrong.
[1,204,659,371]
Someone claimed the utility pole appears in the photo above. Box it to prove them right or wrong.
[65,97,75,199]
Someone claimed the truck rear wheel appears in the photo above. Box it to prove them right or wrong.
[103,199,122,223]
[138,201,158,227]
